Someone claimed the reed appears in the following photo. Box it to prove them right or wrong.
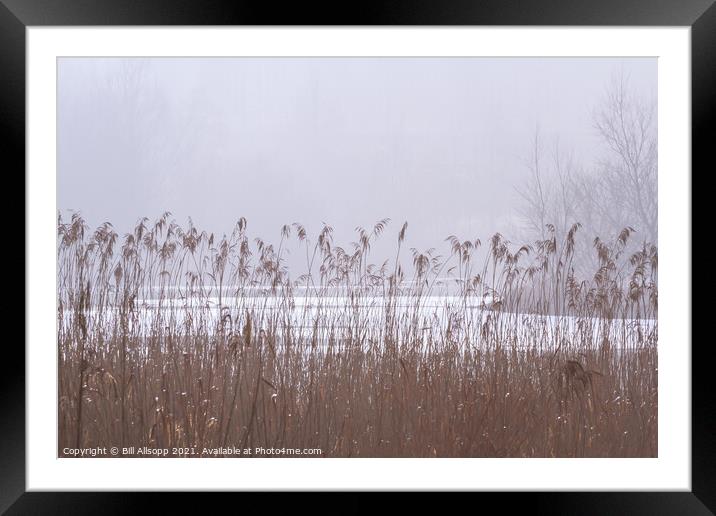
[57,214,657,457]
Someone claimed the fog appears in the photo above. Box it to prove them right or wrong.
[58,57,656,271]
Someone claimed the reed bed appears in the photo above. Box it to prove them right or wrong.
[58,213,657,457]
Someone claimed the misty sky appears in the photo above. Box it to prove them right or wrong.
[58,57,656,269]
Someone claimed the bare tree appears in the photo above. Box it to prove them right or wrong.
[516,73,657,278]
[517,130,584,244]
[590,74,657,243]
[517,126,548,240]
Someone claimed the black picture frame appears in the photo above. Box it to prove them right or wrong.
[3,0,711,512]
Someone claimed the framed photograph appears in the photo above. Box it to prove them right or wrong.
[5,0,711,510]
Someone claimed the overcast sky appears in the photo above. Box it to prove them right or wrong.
[58,57,656,268]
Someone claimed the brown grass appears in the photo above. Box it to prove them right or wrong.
[57,214,657,457]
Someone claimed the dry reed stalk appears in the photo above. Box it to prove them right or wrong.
[57,214,657,458]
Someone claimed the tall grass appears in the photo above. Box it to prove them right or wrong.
[58,214,657,457]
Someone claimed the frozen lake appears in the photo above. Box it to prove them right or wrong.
[59,294,657,351]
